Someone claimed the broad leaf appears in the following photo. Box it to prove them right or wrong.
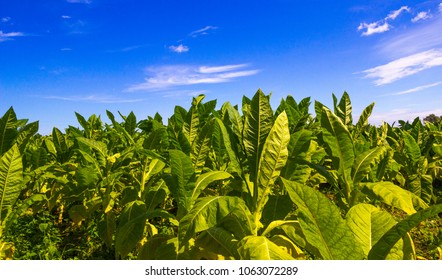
[168,150,194,218]
[97,211,116,248]
[237,235,294,260]
[361,182,417,214]
[0,107,18,156]
[282,178,364,260]
[352,146,388,184]
[335,92,353,127]
[346,204,411,259]
[243,89,273,182]
[178,196,247,247]
[190,121,213,173]
[354,103,374,139]
[190,171,232,207]
[320,107,355,197]
[214,118,242,175]
[195,227,240,259]
[368,204,442,259]
[256,111,290,208]
[0,145,23,223]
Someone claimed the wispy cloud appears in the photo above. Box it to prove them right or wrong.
[378,15,442,57]
[66,0,91,3]
[60,48,73,51]
[439,3,442,13]
[126,64,259,92]
[106,44,149,53]
[371,107,442,124]
[1,17,11,23]
[358,22,390,36]
[189,26,217,38]
[0,30,25,42]
[390,81,442,95]
[412,11,432,23]
[62,15,72,19]
[358,6,410,36]
[40,94,143,104]
[169,44,189,53]
[362,48,442,85]
[386,6,411,20]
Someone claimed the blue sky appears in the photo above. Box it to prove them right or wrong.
[1,0,442,134]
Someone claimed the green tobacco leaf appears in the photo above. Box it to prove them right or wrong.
[98,211,116,248]
[261,194,293,227]
[138,235,178,260]
[69,205,88,224]
[352,146,388,184]
[196,227,240,259]
[320,107,354,197]
[0,145,23,223]
[346,204,408,259]
[183,97,201,147]
[335,92,353,127]
[190,171,232,207]
[262,220,299,237]
[361,182,416,214]
[75,112,90,136]
[144,180,168,211]
[223,102,243,141]
[219,204,255,239]
[52,127,68,156]
[0,107,18,156]
[124,111,137,136]
[115,201,147,259]
[214,118,242,175]
[257,111,290,193]
[270,234,305,259]
[243,89,274,182]
[237,235,294,260]
[178,196,247,248]
[368,204,442,260]
[354,103,374,139]
[168,150,195,218]
[190,121,213,173]
[282,178,364,260]
[76,137,108,158]
[16,121,39,152]
[402,131,421,164]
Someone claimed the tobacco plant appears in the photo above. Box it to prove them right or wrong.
[1,90,441,260]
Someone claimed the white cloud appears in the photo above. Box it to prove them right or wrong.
[62,15,72,19]
[199,64,248,73]
[412,11,431,23]
[1,17,11,23]
[371,107,442,124]
[66,0,91,3]
[358,6,410,36]
[41,94,143,104]
[379,16,442,56]
[386,6,410,20]
[126,64,259,92]
[189,26,217,37]
[362,48,442,85]
[391,81,442,95]
[169,44,189,53]
[0,30,24,42]
[358,22,390,36]
[439,3,442,13]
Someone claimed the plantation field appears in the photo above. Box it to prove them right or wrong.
[0,90,441,260]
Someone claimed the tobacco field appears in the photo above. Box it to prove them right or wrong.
[0,90,441,260]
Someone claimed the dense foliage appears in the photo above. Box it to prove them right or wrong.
[1,90,441,260]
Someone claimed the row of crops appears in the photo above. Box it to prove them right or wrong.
[0,90,441,260]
